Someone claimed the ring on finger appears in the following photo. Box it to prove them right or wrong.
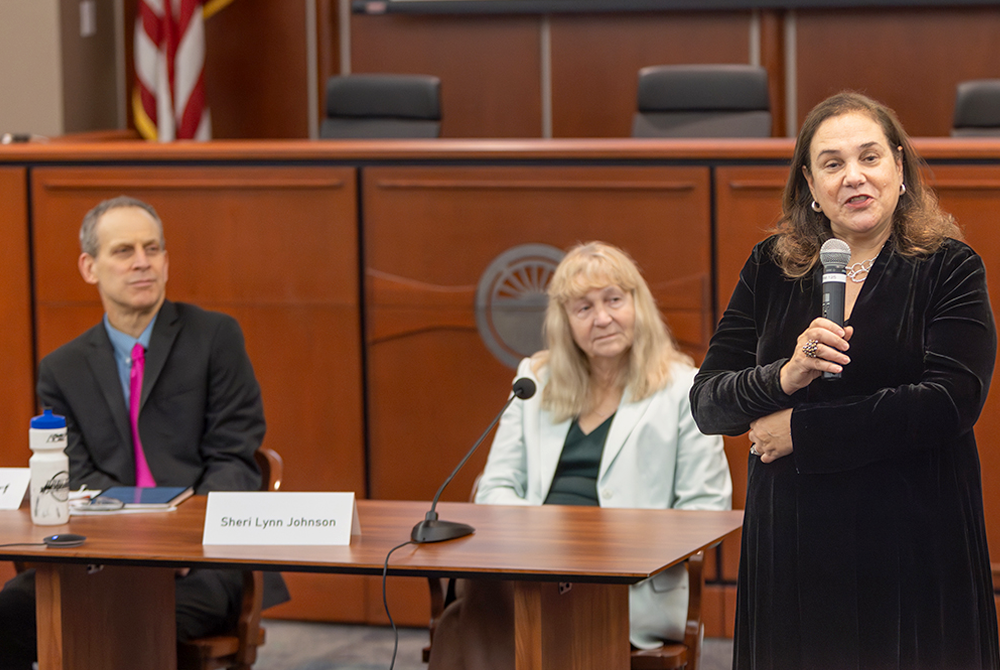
[750,445,761,456]
[802,339,820,358]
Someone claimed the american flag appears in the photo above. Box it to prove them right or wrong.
[133,0,232,141]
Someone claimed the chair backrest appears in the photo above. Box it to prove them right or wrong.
[320,74,442,139]
[632,64,771,138]
[179,448,284,670]
[254,447,283,492]
[630,549,705,670]
[952,79,1000,136]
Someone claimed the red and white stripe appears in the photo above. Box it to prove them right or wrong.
[133,0,211,141]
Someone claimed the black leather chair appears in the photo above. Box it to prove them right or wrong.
[632,64,771,138]
[319,74,442,139]
[952,79,1000,136]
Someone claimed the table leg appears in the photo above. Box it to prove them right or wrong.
[513,581,629,670]
[35,563,176,670]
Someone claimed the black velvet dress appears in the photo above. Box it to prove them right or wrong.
[691,236,999,670]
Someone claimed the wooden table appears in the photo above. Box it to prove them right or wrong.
[0,497,743,670]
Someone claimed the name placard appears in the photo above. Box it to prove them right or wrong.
[0,469,30,510]
[202,492,361,545]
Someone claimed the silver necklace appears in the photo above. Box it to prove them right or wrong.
[845,247,884,283]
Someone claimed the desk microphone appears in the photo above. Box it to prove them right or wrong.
[411,377,536,543]
[819,238,850,380]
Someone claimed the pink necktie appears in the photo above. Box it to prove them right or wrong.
[130,343,156,487]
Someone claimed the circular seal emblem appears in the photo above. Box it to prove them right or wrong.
[475,244,565,369]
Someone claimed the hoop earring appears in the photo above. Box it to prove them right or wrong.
[811,200,822,213]
[899,183,906,196]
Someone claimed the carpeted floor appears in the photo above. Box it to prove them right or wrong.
[252,619,734,670]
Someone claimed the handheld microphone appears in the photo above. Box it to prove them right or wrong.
[411,377,536,543]
[819,238,850,380]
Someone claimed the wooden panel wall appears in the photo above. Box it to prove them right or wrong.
[795,7,1000,136]
[927,166,1000,551]
[346,10,756,139]
[363,165,713,502]
[0,168,34,467]
[343,6,1000,138]
[10,139,1000,634]
[361,163,715,627]
[316,0,342,129]
[112,3,1000,140]
[549,12,753,138]
[349,14,543,138]
[203,0,311,139]
[28,165,367,622]
[715,165,790,312]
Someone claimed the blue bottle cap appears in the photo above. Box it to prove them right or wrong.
[31,409,66,429]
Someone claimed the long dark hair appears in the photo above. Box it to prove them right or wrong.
[774,91,959,278]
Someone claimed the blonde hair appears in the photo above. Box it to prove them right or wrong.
[534,242,692,422]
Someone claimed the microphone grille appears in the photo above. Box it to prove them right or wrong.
[819,238,851,269]
[512,378,536,400]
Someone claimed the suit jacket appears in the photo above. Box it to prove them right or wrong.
[476,358,732,649]
[38,300,264,494]
[37,299,288,608]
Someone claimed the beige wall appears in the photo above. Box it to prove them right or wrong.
[0,0,64,137]
[0,0,122,138]
[59,0,119,133]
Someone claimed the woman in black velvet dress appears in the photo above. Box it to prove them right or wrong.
[690,91,999,670]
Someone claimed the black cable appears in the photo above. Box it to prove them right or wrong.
[0,543,46,548]
[383,539,416,670]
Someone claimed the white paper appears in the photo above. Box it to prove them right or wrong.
[202,492,361,545]
[0,469,30,510]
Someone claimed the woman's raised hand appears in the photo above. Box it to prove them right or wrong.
[779,318,853,396]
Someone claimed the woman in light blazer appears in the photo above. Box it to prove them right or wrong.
[428,242,732,670]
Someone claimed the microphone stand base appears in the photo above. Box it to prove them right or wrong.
[411,519,475,543]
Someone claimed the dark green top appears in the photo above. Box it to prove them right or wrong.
[543,413,615,506]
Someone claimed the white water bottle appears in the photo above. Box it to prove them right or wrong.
[29,409,69,525]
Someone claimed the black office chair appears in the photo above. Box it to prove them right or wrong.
[319,74,442,139]
[632,64,771,138]
[952,79,1000,136]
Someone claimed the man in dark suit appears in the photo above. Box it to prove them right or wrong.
[0,196,288,669]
